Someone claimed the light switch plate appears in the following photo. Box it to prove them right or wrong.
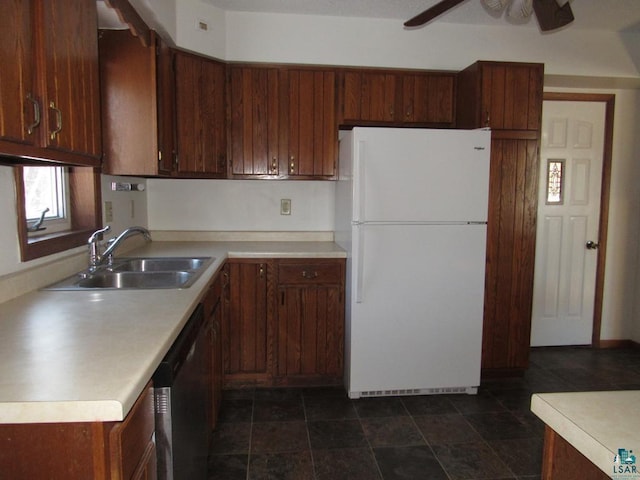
[280,198,292,215]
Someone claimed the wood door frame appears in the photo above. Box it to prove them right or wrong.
[542,92,615,348]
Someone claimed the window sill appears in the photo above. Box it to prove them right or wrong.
[22,229,95,262]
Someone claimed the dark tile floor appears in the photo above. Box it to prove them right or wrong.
[208,346,640,480]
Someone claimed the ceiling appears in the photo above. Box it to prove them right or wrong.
[203,0,640,33]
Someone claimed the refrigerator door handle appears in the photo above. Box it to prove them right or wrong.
[353,140,365,223]
[355,223,365,303]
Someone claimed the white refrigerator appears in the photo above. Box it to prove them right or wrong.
[334,127,491,399]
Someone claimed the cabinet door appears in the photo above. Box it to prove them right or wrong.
[100,30,167,176]
[228,66,280,177]
[224,261,272,383]
[175,52,226,177]
[482,137,539,371]
[155,36,176,175]
[39,0,101,158]
[0,0,36,147]
[480,63,543,130]
[401,73,455,124]
[204,273,224,430]
[285,69,337,177]
[277,285,344,379]
[341,70,400,123]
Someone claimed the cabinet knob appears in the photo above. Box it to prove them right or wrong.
[49,101,62,140]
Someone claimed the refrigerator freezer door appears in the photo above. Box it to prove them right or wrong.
[351,127,490,223]
[347,223,486,397]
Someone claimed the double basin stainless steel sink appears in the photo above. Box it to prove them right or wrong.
[43,257,215,290]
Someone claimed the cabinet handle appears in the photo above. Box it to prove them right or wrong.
[302,270,318,279]
[49,101,62,140]
[289,156,295,174]
[259,264,265,278]
[271,157,277,173]
[26,94,40,135]
[484,110,490,128]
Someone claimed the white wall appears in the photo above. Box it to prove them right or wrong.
[147,179,334,231]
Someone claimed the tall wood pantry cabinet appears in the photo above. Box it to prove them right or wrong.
[457,61,544,375]
[0,0,101,166]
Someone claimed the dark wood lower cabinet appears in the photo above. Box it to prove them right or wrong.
[276,259,344,385]
[541,426,610,480]
[222,258,345,388]
[223,259,274,387]
[0,382,156,480]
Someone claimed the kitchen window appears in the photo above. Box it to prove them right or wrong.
[15,165,101,261]
[22,166,71,235]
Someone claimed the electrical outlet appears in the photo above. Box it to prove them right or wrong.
[104,201,113,223]
[280,198,292,215]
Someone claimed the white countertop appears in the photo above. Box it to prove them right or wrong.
[0,241,345,424]
[531,391,640,478]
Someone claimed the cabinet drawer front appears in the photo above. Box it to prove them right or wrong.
[278,263,342,284]
[109,382,155,480]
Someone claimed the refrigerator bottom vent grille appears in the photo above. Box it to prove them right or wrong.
[357,386,477,398]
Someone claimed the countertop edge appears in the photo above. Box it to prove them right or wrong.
[531,393,616,478]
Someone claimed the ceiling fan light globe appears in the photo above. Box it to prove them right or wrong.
[481,0,511,12]
[507,0,534,20]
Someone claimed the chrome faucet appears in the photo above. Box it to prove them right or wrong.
[88,226,152,271]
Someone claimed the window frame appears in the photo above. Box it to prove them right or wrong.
[15,166,102,262]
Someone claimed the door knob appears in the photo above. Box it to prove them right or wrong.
[586,241,600,250]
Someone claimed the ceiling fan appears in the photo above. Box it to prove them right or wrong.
[405,0,574,32]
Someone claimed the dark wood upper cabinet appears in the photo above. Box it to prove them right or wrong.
[228,65,337,179]
[0,0,101,166]
[282,69,337,178]
[340,70,400,123]
[228,66,281,178]
[99,29,175,176]
[338,69,455,127]
[456,61,544,375]
[457,61,543,131]
[401,73,455,124]
[174,51,226,177]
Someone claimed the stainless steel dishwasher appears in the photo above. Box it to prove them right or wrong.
[153,304,209,480]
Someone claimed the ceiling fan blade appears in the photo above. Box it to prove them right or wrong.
[404,0,469,27]
[532,0,574,31]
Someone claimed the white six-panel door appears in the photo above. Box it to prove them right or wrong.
[530,101,606,346]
